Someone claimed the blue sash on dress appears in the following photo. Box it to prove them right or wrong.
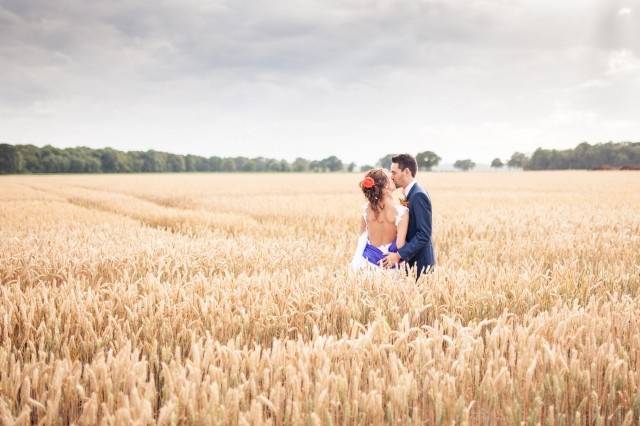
[363,240,398,267]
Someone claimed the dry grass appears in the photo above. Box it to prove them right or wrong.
[1,171,639,425]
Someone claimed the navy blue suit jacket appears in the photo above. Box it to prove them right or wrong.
[397,183,435,277]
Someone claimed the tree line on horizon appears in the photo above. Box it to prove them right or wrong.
[0,141,639,174]
[0,144,349,174]
[519,142,640,170]
[356,142,640,172]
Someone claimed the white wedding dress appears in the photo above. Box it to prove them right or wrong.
[350,203,408,270]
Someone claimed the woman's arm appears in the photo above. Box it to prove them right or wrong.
[396,210,409,248]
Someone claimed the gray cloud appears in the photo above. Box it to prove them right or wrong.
[1,0,639,163]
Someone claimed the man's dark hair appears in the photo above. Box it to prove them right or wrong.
[391,154,417,177]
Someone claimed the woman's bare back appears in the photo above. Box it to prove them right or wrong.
[365,204,398,246]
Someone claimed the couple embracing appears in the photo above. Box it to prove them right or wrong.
[351,154,435,279]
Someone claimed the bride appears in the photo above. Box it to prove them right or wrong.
[351,168,409,270]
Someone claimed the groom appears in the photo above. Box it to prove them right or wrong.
[382,154,436,278]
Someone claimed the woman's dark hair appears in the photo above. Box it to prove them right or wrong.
[361,168,389,217]
[391,154,417,177]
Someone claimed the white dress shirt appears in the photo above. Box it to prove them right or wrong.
[404,179,417,197]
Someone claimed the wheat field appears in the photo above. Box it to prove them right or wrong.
[1,171,639,425]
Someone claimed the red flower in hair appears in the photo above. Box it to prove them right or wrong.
[361,176,375,189]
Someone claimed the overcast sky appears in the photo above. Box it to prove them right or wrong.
[1,0,639,165]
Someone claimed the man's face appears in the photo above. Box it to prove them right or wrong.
[390,162,409,188]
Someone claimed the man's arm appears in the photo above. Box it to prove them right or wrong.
[397,193,432,261]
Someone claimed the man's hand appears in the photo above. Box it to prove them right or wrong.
[381,252,401,268]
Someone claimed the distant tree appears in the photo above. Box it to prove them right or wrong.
[573,142,592,169]
[309,160,323,172]
[263,159,279,172]
[221,158,236,172]
[233,157,250,172]
[61,147,99,173]
[292,157,310,172]
[279,159,291,172]
[197,156,209,171]
[44,155,70,172]
[68,155,85,173]
[208,156,223,172]
[84,156,102,172]
[416,151,441,171]
[253,157,267,172]
[124,151,142,172]
[347,162,356,172]
[39,145,70,172]
[184,154,196,172]
[320,156,344,172]
[17,144,42,172]
[0,144,24,174]
[242,159,257,172]
[490,158,504,168]
[507,152,529,169]
[140,150,168,172]
[185,154,210,172]
[453,159,476,171]
[376,154,395,168]
[166,154,186,172]
[359,164,374,172]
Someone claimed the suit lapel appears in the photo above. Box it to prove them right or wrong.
[407,182,419,199]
